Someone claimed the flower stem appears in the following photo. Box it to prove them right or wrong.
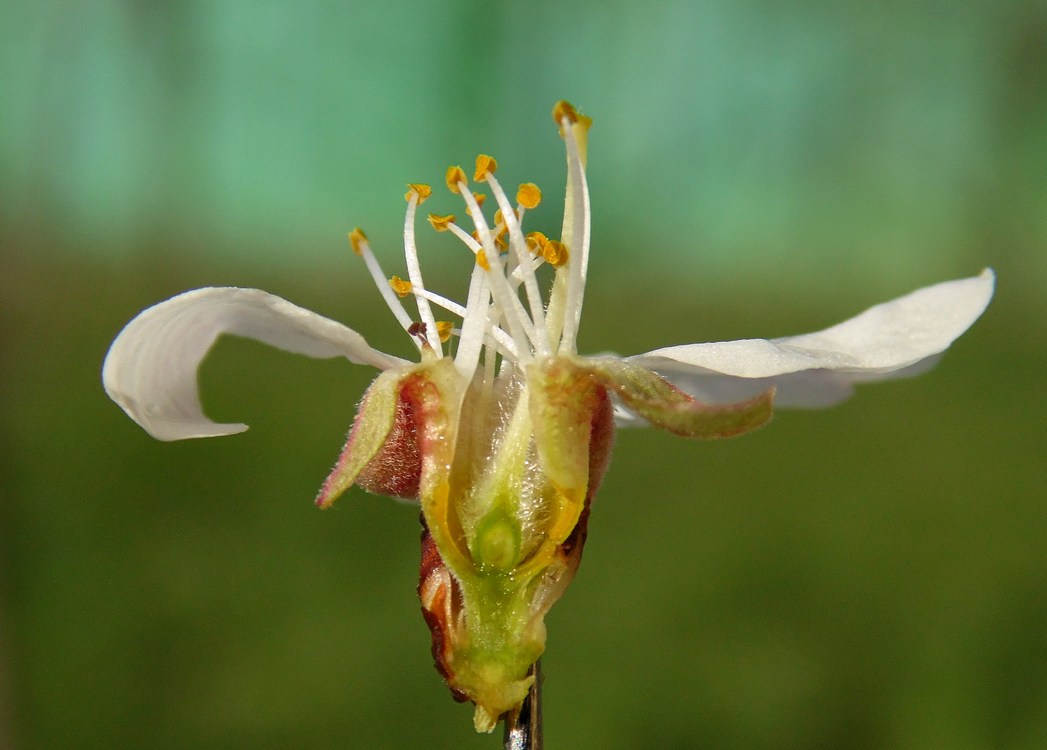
[502,660,542,750]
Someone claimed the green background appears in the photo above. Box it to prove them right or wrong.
[2,1,1045,748]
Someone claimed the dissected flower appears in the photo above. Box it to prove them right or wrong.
[102,100,994,732]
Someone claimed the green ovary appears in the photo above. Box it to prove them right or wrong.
[473,507,522,570]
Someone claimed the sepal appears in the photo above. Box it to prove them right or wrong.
[316,368,416,507]
[317,359,463,508]
[526,357,603,544]
[584,357,774,438]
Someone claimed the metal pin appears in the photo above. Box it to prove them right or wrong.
[502,660,542,750]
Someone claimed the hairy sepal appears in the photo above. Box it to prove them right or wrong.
[527,356,603,544]
[584,356,774,438]
[317,360,460,508]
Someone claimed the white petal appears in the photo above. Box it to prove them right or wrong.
[102,287,408,440]
[628,269,994,409]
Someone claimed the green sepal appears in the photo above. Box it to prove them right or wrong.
[584,357,774,438]
[526,356,602,544]
[315,367,408,508]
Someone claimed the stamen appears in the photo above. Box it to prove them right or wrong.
[388,275,413,297]
[454,263,497,378]
[405,183,432,204]
[353,107,592,374]
[474,154,498,181]
[517,183,542,209]
[555,102,592,355]
[493,207,520,230]
[346,228,418,343]
[492,210,510,244]
[484,170,552,355]
[445,222,483,253]
[413,288,466,317]
[465,192,487,216]
[348,227,368,256]
[457,182,537,360]
[508,254,545,287]
[445,166,467,194]
[552,100,593,154]
[403,190,443,352]
[427,213,456,232]
[412,286,517,356]
[444,221,505,278]
[542,240,569,267]
[526,231,549,255]
[552,100,579,126]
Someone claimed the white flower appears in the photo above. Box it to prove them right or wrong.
[102,101,994,732]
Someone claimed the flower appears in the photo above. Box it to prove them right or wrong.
[102,100,995,732]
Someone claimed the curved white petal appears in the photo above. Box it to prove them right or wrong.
[628,269,994,409]
[103,287,408,440]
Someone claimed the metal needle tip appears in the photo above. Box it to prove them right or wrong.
[502,660,542,750]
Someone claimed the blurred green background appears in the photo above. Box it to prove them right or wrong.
[2,1,1045,748]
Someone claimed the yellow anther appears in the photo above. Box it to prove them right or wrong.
[435,321,454,343]
[405,183,432,204]
[475,249,491,271]
[517,183,542,209]
[445,166,467,193]
[388,275,413,297]
[552,100,579,125]
[427,213,456,232]
[473,154,497,181]
[552,100,592,157]
[495,234,509,252]
[542,239,569,267]
[348,227,368,256]
[526,231,549,255]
